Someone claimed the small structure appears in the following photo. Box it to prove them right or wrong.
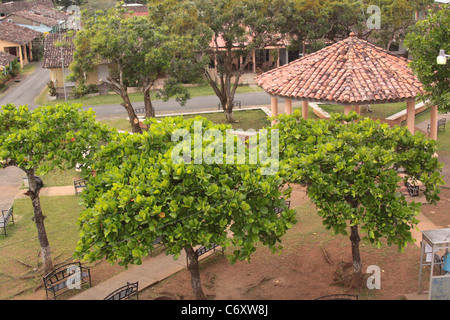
[0,21,41,68]
[0,50,17,74]
[418,228,450,300]
[42,33,110,99]
[254,32,440,139]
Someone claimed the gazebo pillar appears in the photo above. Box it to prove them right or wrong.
[302,101,308,119]
[271,96,278,126]
[430,105,438,141]
[285,99,292,115]
[354,105,361,115]
[344,105,352,115]
[406,101,416,134]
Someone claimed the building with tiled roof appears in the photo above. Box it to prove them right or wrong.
[0,0,54,17]
[4,10,60,33]
[123,3,148,16]
[0,21,41,67]
[255,33,429,136]
[0,50,17,73]
[43,33,110,99]
[42,32,74,69]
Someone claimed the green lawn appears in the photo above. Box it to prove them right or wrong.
[0,195,85,299]
[318,102,407,119]
[99,108,272,132]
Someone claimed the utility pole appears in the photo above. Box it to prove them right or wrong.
[59,33,68,103]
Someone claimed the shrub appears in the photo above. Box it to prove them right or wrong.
[47,81,57,96]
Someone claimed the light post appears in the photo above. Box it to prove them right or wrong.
[437,49,449,65]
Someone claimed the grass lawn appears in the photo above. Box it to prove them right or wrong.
[36,84,263,107]
[0,195,86,299]
[99,108,272,132]
[318,102,407,119]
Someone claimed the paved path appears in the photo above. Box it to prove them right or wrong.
[0,61,49,109]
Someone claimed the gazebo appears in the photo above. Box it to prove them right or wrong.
[255,32,440,140]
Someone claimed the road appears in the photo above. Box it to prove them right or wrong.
[0,61,49,109]
[0,62,274,117]
[86,91,274,119]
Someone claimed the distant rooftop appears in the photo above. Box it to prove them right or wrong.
[0,21,42,45]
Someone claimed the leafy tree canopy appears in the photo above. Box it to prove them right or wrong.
[404,4,450,112]
[275,111,443,273]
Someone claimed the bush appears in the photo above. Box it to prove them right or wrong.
[72,83,99,98]
[47,81,57,96]
[8,60,20,78]
[0,74,12,90]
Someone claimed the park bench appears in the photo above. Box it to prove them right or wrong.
[134,106,145,114]
[74,178,87,195]
[150,236,164,257]
[104,282,139,300]
[195,243,224,259]
[43,262,92,300]
[405,181,419,197]
[0,207,14,236]
[427,118,446,133]
[218,100,241,110]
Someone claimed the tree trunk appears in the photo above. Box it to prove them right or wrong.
[224,107,235,123]
[121,93,142,134]
[184,246,206,300]
[143,88,156,131]
[27,169,53,275]
[349,224,362,274]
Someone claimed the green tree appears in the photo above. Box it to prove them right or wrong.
[0,103,113,275]
[404,4,450,113]
[149,0,288,123]
[360,0,433,50]
[276,112,443,283]
[74,116,296,299]
[71,4,190,134]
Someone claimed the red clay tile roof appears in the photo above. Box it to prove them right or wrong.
[0,50,17,67]
[0,21,41,45]
[42,32,74,68]
[30,4,68,21]
[0,0,54,15]
[255,33,424,105]
[7,10,59,27]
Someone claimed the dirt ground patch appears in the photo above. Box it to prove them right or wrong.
[138,158,450,302]
[139,199,437,301]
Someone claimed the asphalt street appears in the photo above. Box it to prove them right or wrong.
[0,61,49,109]
[0,62,274,118]
[86,91,274,119]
